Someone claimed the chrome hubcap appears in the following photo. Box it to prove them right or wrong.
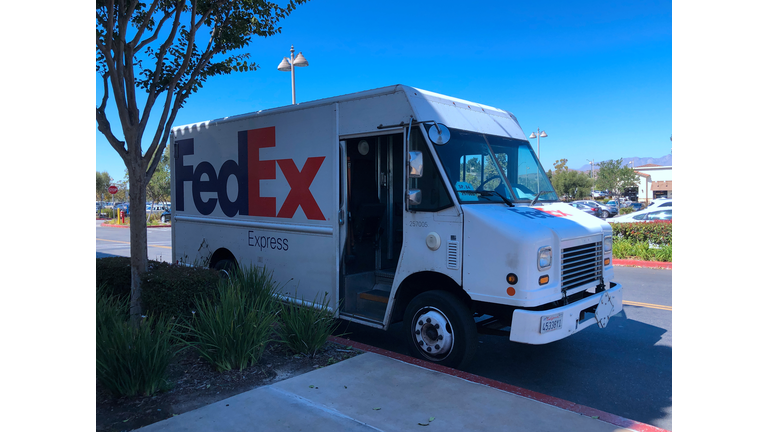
[412,308,453,359]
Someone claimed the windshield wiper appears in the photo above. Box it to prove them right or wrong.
[463,190,514,207]
[530,190,554,207]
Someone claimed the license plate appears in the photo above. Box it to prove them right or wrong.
[540,312,563,334]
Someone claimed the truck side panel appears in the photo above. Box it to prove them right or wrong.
[171,104,339,306]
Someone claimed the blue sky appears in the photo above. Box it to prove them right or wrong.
[95,0,671,181]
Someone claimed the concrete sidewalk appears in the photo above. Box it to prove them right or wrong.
[136,352,662,432]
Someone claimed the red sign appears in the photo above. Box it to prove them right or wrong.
[108,185,118,195]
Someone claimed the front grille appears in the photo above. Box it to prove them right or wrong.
[561,242,603,291]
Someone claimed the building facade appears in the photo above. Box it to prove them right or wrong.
[633,164,672,204]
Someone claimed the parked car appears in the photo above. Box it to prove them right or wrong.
[146,202,168,214]
[603,199,619,211]
[115,203,130,216]
[606,199,631,209]
[574,200,617,218]
[569,202,599,217]
[591,190,607,199]
[607,207,672,223]
[647,198,672,210]
[160,206,171,223]
[629,202,644,212]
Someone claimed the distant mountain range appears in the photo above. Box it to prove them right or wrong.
[575,154,671,172]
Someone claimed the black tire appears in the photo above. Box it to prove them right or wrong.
[214,258,237,279]
[402,291,477,369]
[161,215,167,223]
[602,210,609,219]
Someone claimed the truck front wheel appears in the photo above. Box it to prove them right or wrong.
[402,291,477,369]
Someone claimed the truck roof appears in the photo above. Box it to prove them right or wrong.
[172,85,526,140]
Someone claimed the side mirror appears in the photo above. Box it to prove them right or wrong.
[408,189,422,206]
[428,123,450,145]
[408,151,423,178]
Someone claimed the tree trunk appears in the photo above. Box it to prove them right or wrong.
[128,162,149,326]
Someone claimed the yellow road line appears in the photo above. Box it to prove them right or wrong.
[623,300,672,311]
[96,238,172,250]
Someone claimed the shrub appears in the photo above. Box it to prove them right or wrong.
[183,275,278,372]
[96,287,179,397]
[140,261,220,317]
[619,207,634,215]
[610,221,672,246]
[613,238,672,262]
[96,257,133,298]
[277,292,339,357]
[98,208,116,218]
[226,265,282,308]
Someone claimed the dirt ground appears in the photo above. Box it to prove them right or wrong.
[96,340,363,432]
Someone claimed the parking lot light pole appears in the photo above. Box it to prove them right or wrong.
[277,45,309,105]
[529,129,547,193]
[529,128,547,160]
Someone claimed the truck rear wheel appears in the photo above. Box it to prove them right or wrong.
[214,258,236,279]
[402,291,477,369]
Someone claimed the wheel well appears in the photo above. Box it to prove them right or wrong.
[209,248,237,270]
[391,271,472,323]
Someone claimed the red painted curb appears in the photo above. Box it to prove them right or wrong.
[614,259,671,269]
[328,335,669,432]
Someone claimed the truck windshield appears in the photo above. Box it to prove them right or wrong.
[432,128,559,204]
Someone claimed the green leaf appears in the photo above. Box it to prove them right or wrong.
[429,417,435,422]
[373,407,381,410]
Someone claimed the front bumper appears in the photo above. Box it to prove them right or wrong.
[508,282,623,344]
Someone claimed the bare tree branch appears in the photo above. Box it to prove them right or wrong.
[96,75,129,160]
[134,7,177,52]
[128,0,160,49]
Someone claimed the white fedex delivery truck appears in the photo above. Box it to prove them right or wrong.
[170,85,622,369]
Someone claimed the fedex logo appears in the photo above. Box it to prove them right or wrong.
[175,126,326,220]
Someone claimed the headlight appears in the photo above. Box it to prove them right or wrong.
[537,246,552,270]
[604,236,613,253]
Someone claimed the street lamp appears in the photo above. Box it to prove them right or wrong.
[277,45,309,105]
[529,128,548,160]
[529,128,547,193]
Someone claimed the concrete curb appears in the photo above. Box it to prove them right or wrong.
[328,336,670,432]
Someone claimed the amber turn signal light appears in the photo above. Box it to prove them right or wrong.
[604,258,610,266]
[539,275,549,285]
[506,273,518,285]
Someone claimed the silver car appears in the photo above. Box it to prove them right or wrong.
[574,200,617,219]
[569,202,600,217]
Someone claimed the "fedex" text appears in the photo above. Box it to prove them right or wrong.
[175,126,326,220]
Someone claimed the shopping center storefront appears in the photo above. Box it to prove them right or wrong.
[651,180,672,200]
[634,164,672,204]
